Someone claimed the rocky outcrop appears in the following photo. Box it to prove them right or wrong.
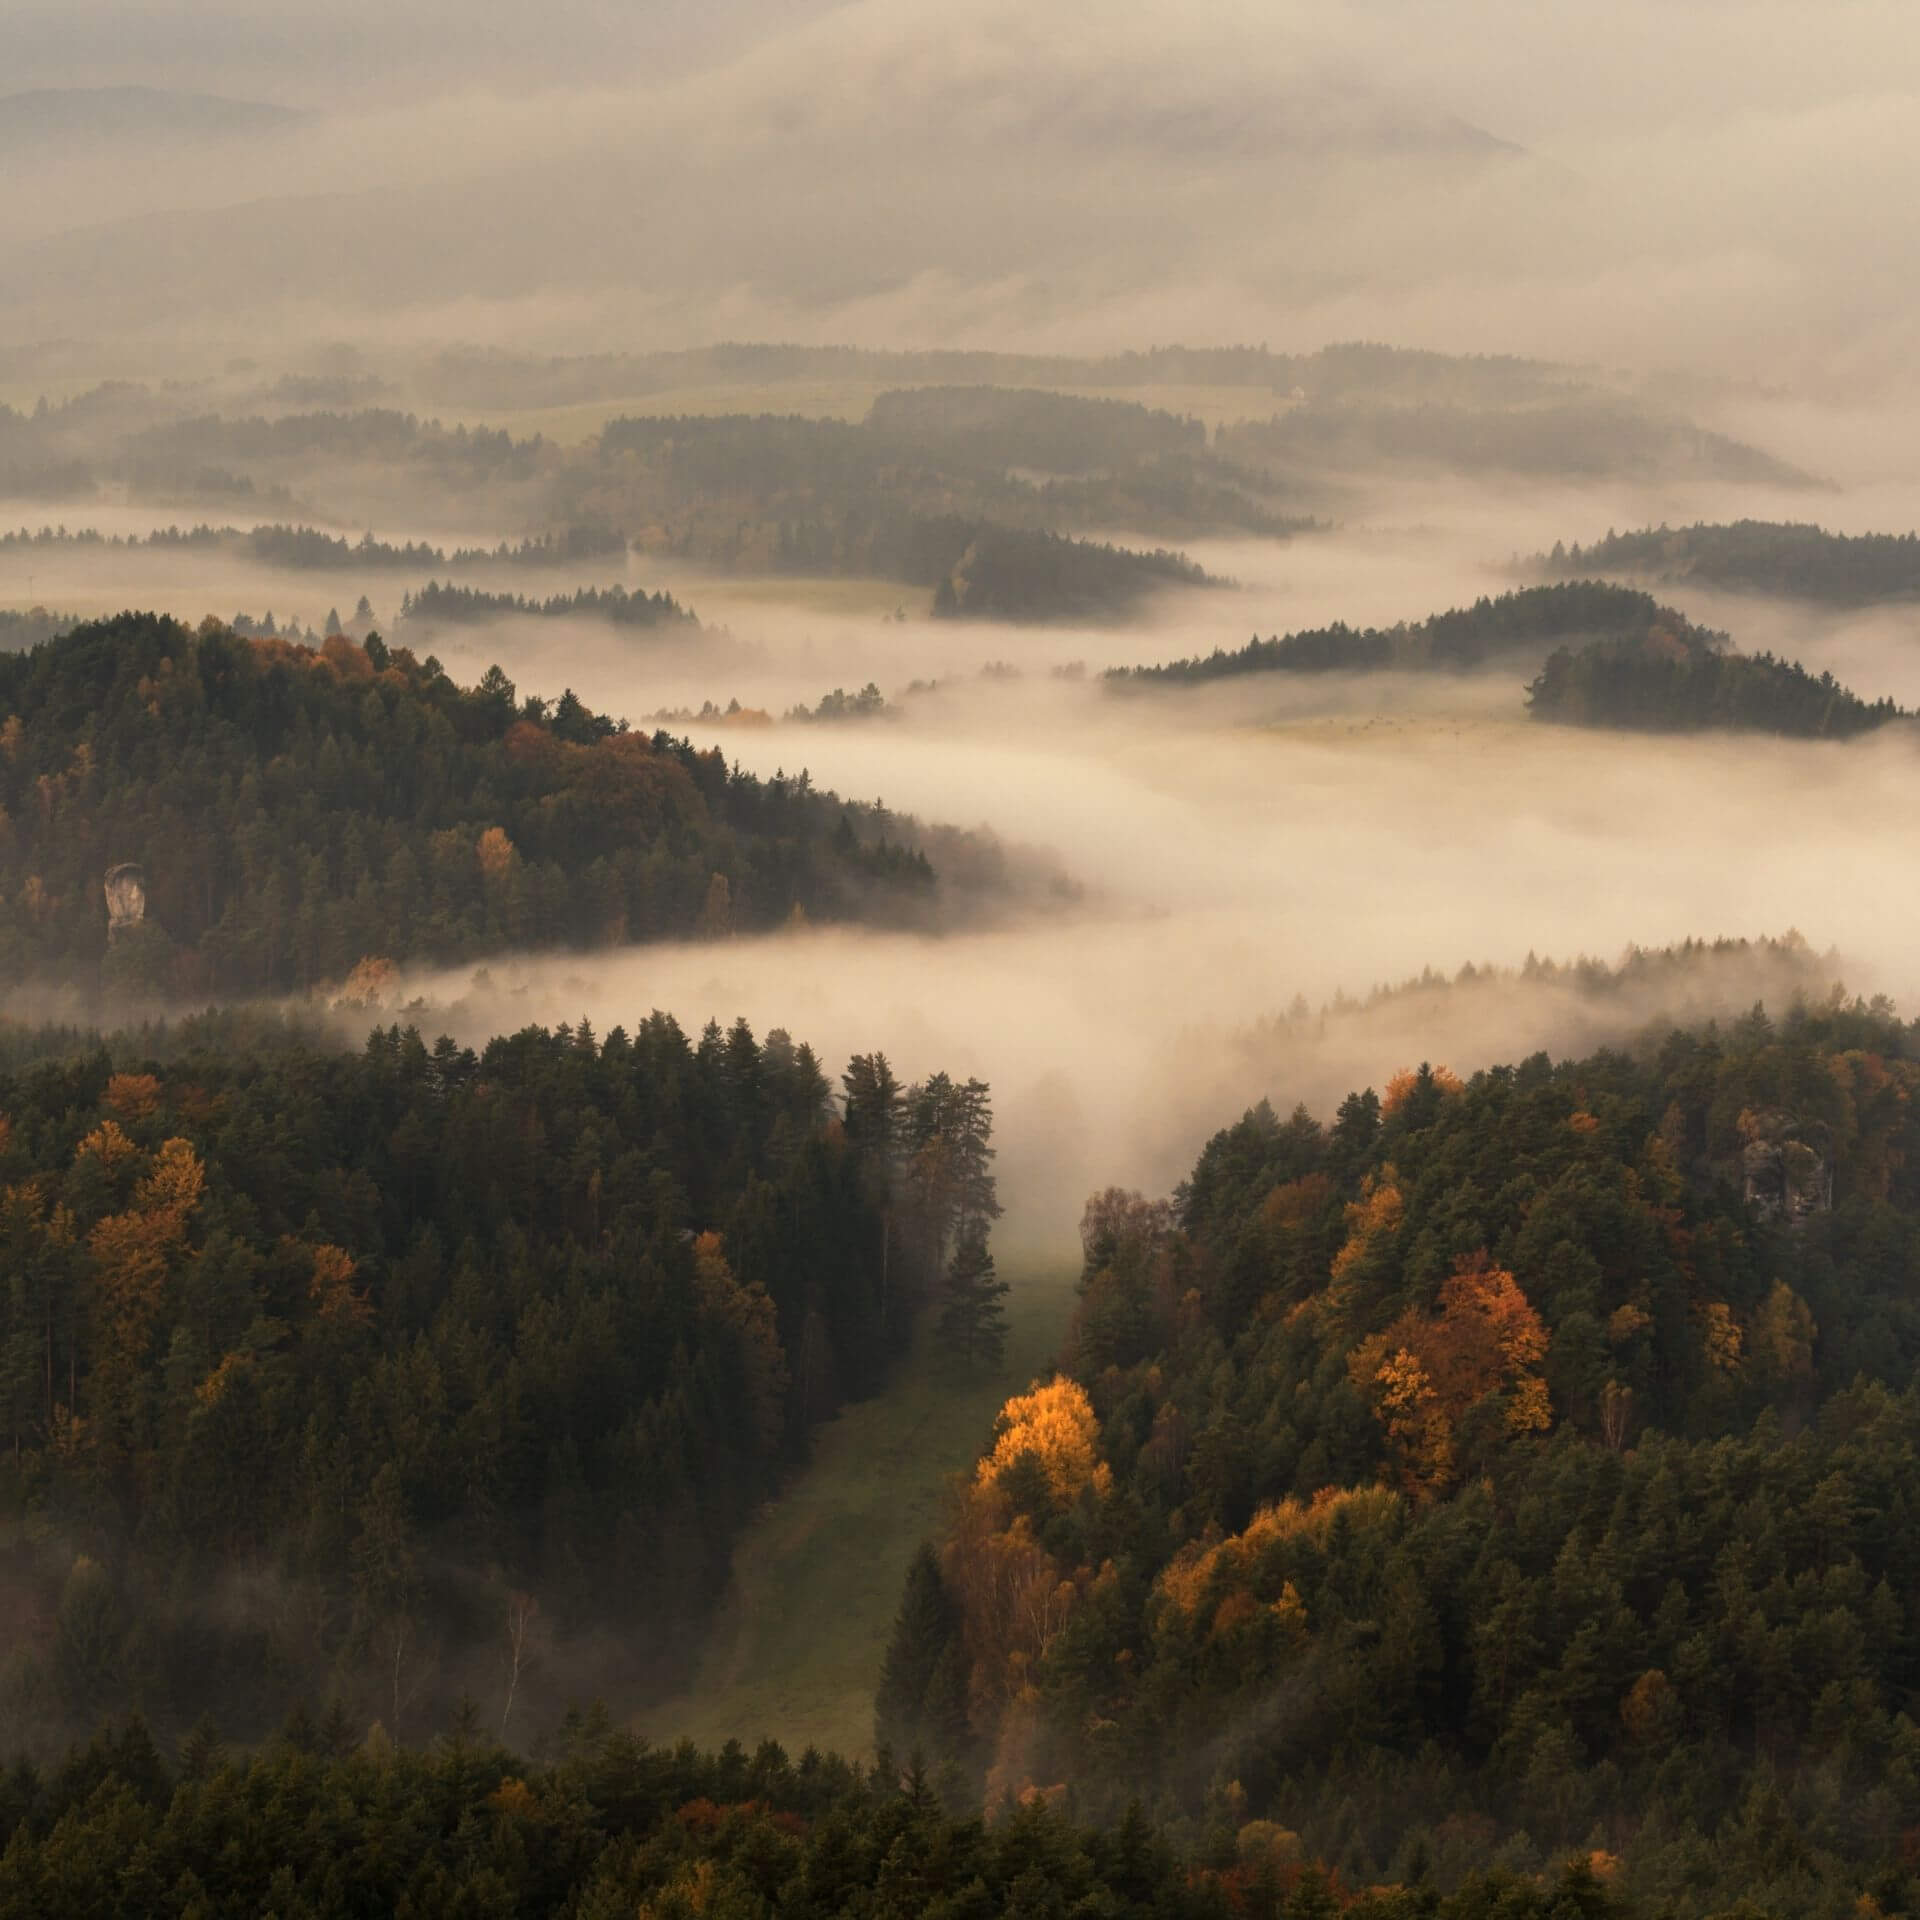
[1739,1109,1832,1223]
[104,863,146,936]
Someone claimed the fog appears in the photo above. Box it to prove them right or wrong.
[10,3,1920,1250]
[5,0,1920,389]
[319,613,1919,1256]
[14,460,1920,1267]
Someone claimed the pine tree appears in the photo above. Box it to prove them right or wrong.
[936,1226,1008,1370]
[875,1544,969,1767]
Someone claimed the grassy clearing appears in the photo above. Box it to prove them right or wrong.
[655,1256,1078,1761]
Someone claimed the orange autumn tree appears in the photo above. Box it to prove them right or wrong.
[308,1242,373,1329]
[942,1379,1111,1740]
[1348,1250,1550,1496]
[85,1135,206,1444]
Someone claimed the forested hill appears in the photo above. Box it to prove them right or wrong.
[882,996,1920,1909]
[1537,520,1920,605]
[0,613,1019,999]
[1528,626,1907,737]
[0,1011,999,1753]
[1111,582,1687,686]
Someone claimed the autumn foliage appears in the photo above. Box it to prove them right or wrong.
[1347,1251,1551,1494]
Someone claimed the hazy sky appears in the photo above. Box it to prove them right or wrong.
[5,0,1919,382]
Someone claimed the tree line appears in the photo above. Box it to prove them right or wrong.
[1112,583,1684,686]
[1537,521,1920,606]
[398,580,698,632]
[0,521,626,574]
[0,1710,1649,1920]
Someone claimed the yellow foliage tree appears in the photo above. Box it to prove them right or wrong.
[75,1118,139,1175]
[978,1379,1102,1504]
[1330,1171,1403,1286]
[476,826,517,879]
[1700,1301,1744,1373]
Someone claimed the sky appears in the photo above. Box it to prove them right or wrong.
[4,0,1919,384]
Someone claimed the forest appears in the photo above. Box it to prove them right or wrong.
[1526,630,1907,737]
[12,0,1920,1905]
[0,1007,1001,1753]
[0,522,627,576]
[0,1718,1661,1920]
[878,994,1920,1912]
[1112,583,1691,687]
[396,580,701,634]
[1536,522,1920,605]
[0,613,1032,999]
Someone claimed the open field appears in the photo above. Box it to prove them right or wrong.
[654,1257,1079,1761]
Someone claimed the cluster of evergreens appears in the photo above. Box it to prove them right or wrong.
[0,1713,1645,1920]
[444,524,629,569]
[1113,583,1680,687]
[0,608,76,651]
[398,580,698,632]
[0,522,625,575]
[0,614,1010,998]
[788,685,892,724]
[882,997,1920,1911]
[0,1010,996,1750]
[126,409,542,481]
[1527,630,1906,737]
[931,528,1216,622]
[1537,521,1920,605]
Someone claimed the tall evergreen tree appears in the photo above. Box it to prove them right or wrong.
[936,1225,1008,1369]
[875,1543,971,1769]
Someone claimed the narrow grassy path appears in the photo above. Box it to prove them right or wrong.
[655,1257,1077,1761]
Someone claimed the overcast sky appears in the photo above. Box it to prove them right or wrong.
[4,0,1917,383]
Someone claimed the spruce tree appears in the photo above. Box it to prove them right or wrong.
[936,1226,1008,1369]
[876,1544,963,1760]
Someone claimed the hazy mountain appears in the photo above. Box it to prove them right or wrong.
[0,86,308,151]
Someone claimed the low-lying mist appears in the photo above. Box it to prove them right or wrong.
[13,471,1920,1266]
[348,607,1920,1251]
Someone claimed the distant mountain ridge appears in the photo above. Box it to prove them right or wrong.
[0,86,308,150]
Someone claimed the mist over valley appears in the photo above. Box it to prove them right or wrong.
[5,9,1920,1913]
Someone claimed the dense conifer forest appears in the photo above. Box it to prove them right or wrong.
[1111,584,1689,686]
[0,1716,1662,1920]
[0,1008,998,1752]
[1527,631,1906,736]
[0,613,1021,998]
[396,579,699,632]
[1537,522,1920,605]
[881,996,1920,1912]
